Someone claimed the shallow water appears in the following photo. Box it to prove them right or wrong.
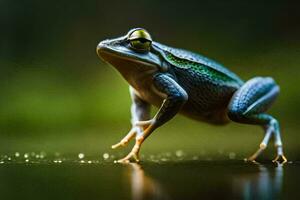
[0,153,299,200]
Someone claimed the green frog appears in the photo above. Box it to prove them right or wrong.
[96,28,287,163]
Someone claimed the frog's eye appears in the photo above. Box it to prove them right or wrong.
[129,38,151,51]
[128,29,152,51]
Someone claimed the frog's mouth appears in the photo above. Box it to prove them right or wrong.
[101,52,159,77]
[98,49,156,69]
[97,40,160,71]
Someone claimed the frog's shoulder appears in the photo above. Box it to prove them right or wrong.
[153,42,243,83]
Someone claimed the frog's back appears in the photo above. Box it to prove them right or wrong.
[154,42,244,124]
[154,42,243,82]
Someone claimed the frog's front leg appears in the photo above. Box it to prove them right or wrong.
[112,87,151,150]
[228,77,287,163]
[116,73,188,163]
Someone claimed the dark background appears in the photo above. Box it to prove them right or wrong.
[0,0,299,160]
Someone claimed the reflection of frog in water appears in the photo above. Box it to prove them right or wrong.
[233,163,283,199]
[126,163,168,200]
[97,28,287,163]
[126,162,283,200]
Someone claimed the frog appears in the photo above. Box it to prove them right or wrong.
[96,28,287,163]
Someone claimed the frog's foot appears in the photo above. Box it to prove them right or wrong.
[111,127,137,149]
[115,123,156,163]
[111,120,153,149]
[272,154,287,163]
[246,143,267,162]
[115,136,143,163]
[272,146,287,163]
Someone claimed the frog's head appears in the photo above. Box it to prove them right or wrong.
[97,28,162,74]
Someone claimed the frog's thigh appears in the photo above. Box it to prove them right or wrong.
[227,76,279,124]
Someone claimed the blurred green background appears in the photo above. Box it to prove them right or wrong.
[0,0,299,160]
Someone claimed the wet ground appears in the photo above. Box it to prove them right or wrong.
[0,153,299,200]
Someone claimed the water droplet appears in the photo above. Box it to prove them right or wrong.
[175,150,184,157]
[229,152,236,159]
[78,153,85,159]
[7,157,11,161]
[15,152,20,157]
[54,159,62,163]
[40,151,46,158]
[24,153,29,158]
[35,154,40,158]
[88,160,92,164]
[80,160,85,163]
[25,159,29,162]
[0,161,4,164]
[103,153,109,160]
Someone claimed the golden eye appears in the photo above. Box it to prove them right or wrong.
[130,39,151,51]
[128,29,152,51]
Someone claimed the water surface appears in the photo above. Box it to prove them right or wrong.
[0,153,299,200]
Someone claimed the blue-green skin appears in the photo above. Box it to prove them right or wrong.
[97,28,286,163]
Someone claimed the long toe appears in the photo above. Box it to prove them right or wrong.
[115,158,130,164]
[111,140,128,149]
[245,157,259,164]
[115,152,140,163]
[111,143,122,149]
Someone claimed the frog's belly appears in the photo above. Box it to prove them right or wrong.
[180,101,230,125]
[136,83,233,125]
[181,84,237,124]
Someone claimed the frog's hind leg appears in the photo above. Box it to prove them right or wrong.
[227,77,287,163]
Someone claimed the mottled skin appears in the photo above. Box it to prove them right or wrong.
[96,28,287,163]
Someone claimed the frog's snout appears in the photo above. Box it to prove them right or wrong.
[96,40,109,57]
